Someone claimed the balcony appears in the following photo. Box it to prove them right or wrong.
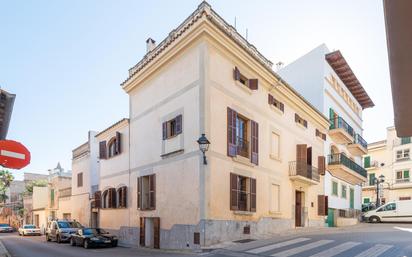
[327,153,367,184]
[329,117,355,144]
[289,161,320,185]
[348,133,368,156]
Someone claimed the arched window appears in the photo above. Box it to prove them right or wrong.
[102,190,109,208]
[108,138,117,158]
[102,188,116,208]
[117,186,127,208]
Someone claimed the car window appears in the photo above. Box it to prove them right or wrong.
[377,203,396,212]
[69,222,82,228]
[57,222,70,228]
[24,225,36,229]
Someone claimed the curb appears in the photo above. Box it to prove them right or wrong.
[0,239,10,257]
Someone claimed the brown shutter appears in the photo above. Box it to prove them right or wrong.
[250,178,256,212]
[99,141,107,159]
[94,191,101,208]
[296,144,307,176]
[153,217,160,249]
[175,115,182,135]
[318,195,325,216]
[107,189,112,208]
[280,102,285,112]
[248,79,258,90]
[230,173,238,210]
[322,133,326,141]
[149,174,156,210]
[121,187,127,208]
[303,120,308,128]
[295,113,299,122]
[139,217,145,246]
[137,177,142,209]
[116,132,121,154]
[233,66,241,81]
[268,94,274,105]
[227,107,237,157]
[110,188,116,208]
[162,122,167,140]
[251,120,259,165]
[318,156,326,175]
[325,195,328,211]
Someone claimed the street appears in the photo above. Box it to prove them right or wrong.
[1,224,412,257]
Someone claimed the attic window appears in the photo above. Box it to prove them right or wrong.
[233,67,258,90]
[295,113,308,128]
[268,94,284,113]
[316,129,326,141]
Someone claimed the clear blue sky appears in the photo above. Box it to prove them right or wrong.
[0,1,391,179]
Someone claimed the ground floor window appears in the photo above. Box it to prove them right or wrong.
[363,198,370,204]
[230,173,256,212]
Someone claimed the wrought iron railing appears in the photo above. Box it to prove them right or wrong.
[396,178,410,184]
[328,153,367,178]
[354,133,368,149]
[236,136,249,158]
[330,116,355,137]
[289,161,320,182]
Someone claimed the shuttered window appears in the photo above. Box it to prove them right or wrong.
[230,173,256,212]
[332,181,338,196]
[295,113,308,128]
[251,120,259,165]
[94,191,101,208]
[233,66,258,90]
[318,156,326,175]
[102,188,117,208]
[316,129,326,141]
[317,195,328,216]
[117,186,128,208]
[77,173,83,187]
[364,156,371,168]
[99,141,107,159]
[268,94,284,113]
[137,174,156,210]
[162,115,182,140]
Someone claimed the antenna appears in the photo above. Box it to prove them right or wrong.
[234,16,237,29]
[246,28,248,40]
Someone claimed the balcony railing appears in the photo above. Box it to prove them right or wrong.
[328,153,367,178]
[236,136,249,158]
[396,178,410,184]
[354,133,368,149]
[289,161,320,182]
[330,116,354,137]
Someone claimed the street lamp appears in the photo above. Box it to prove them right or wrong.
[375,174,385,207]
[197,134,210,165]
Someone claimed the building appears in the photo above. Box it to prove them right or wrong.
[0,88,16,139]
[279,44,374,226]
[72,2,334,249]
[362,127,412,205]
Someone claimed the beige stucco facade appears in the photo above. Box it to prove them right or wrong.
[363,127,412,205]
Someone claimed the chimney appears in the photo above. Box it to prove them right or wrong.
[146,38,156,53]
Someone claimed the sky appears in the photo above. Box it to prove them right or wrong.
[0,1,392,180]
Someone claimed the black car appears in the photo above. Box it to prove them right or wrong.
[70,228,118,249]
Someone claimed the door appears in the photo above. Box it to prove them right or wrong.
[139,217,145,247]
[153,217,160,249]
[327,208,335,227]
[349,188,355,209]
[295,191,303,227]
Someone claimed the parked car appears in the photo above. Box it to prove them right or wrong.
[362,202,376,213]
[46,220,83,243]
[18,224,41,236]
[0,224,13,233]
[363,200,412,223]
[70,228,118,249]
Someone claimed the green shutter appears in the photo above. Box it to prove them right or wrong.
[404,170,410,179]
[369,173,375,185]
[332,181,338,196]
[401,137,411,145]
[364,156,371,168]
[329,108,335,129]
[363,198,370,204]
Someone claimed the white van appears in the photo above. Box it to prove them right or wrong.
[364,200,412,223]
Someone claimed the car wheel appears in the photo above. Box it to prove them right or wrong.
[111,241,118,247]
[369,216,381,223]
[70,238,76,246]
[46,234,51,242]
[57,235,61,244]
[84,239,90,249]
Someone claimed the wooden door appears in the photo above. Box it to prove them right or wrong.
[139,217,145,246]
[295,191,302,227]
[153,217,160,249]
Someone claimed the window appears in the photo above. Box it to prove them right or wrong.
[399,196,411,201]
[99,132,122,159]
[341,185,347,199]
[270,132,280,159]
[315,129,326,141]
[77,173,83,187]
[230,173,256,212]
[102,188,116,208]
[363,198,370,204]
[364,156,371,168]
[401,137,411,145]
[377,203,396,212]
[368,173,376,186]
[396,149,410,160]
[50,189,55,207]
[268,94,284,113]
[332,181,338,196]
[236,115,249,158]
[117,186,128,208]
[162,115,182,140]
[233,66,258,90]
[270,184,280,213]
[295,113,308,128]
[137,174,156,210]
[396,170,410,183]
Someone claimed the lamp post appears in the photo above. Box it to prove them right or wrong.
[375,174,385,207]
[197,134,210,165]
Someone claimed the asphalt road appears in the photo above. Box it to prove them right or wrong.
[1,223,412,257]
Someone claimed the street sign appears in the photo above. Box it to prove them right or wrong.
[0,140,30,169]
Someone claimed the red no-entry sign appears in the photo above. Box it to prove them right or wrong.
[0,140,31,170]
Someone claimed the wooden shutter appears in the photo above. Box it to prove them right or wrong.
[250,178,256,212]
[175,115,182,135]
[107,189,112,208]
[303,120,308,128]
[248,79,258,90]
[227,108,237,157]
[251,120,259,165]
[268,94,274,105]
[296,144,307,175]
[110,188,116,208]
[325,195,328,211]
[318,156,326,175]
[230,173,238,210]
[280,102,285,112]
[149,174,156,210]
[121,187,127,208]
[99,141,107,159]
[137,177,142,209]
[233,67,241,81]
[162,122,167,140]
[116,132,121,154]
[139,217,145,246]
[318,195,327,216]
[153,217,160,249]
[94,191,101,208]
